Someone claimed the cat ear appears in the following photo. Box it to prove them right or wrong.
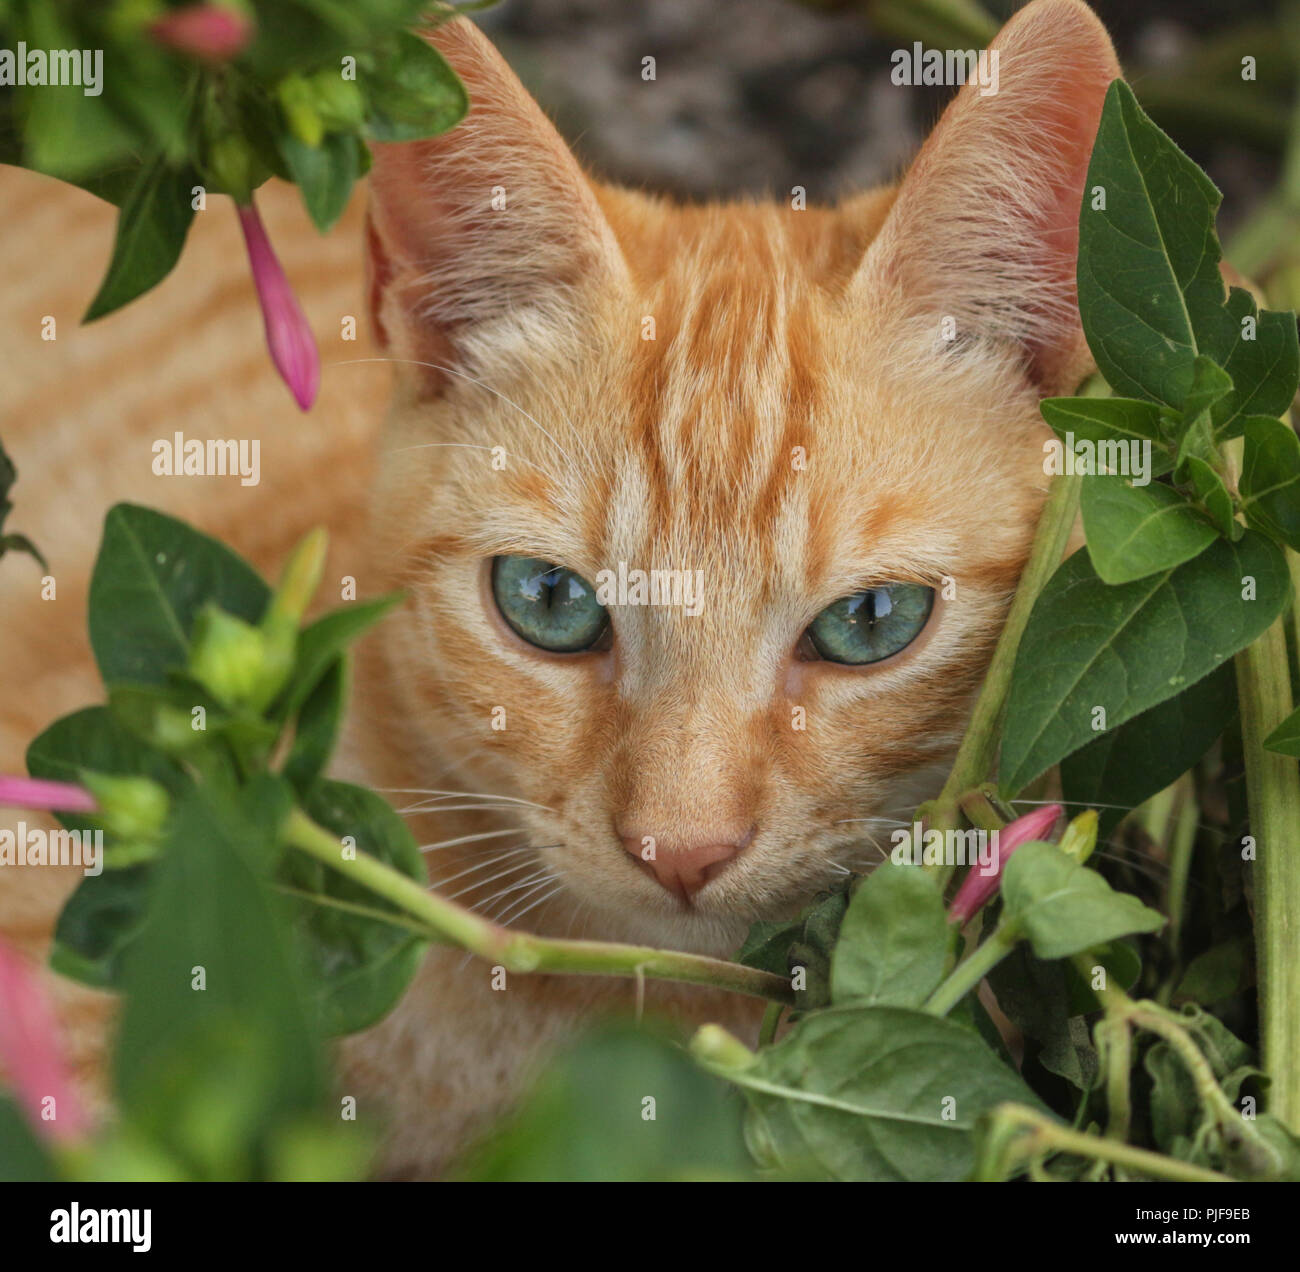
[365,18,628,393]
[850,0,1121,393]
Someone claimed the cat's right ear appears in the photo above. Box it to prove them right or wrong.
[365,18,628,396]
[850,0,1121,394]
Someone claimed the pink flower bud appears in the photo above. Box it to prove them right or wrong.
[947,803,1062,925]
[0,775,97,815]
[149,5,254,62]
[237,200,320,411]
[0,941,89,1143]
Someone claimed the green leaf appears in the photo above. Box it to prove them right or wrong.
[1081,478,1217,584]
[1209,289,1300,442]
[463,1024,753,1181]
[1264,703,1300,757]
[1040,396,1171,479]
[736,887,850,1011]
[1077,81,1225,408]
[1239,415,1300,551]
[48,866,151,990]
[363,32,468,143]
[1000,842,1165,960]
[1182,356,1234,428]
[279,130,360,233]
[986,946,1098,1093]
[0,441,45,568]
[0,1099,57,1182]
[282,780,428,1035]
[283,657,348,790]
[1173,357,1233,477]
[1184,456,1239,539]
[1175,938,1248,1006]
[84,157,197,322]
[113,783,326,1178]
[733,1006,1046,1181]
[18,6,139,182]
[274,592,403,721]
[830,863,948,1008]
[88,505,270,689]
[1060,662,1237,836]
[1000,532,1290,795]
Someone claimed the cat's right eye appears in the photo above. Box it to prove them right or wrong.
[799,583,934,665]
[491,555,610,653]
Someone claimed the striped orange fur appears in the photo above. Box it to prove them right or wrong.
[0,2,1119,1176]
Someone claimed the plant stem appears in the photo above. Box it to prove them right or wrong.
[921,470,1081,872]
[923,924,1016,1016]
[978,1103,1231,1183]
[1096,1016,1133,1145]
[1234,613,1300,1133]
[283,808,796,1005]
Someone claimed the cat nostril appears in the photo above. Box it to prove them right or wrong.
[620,831,753,902]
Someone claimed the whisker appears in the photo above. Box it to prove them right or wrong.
[381,787,552,811]
[439,857,542,902]
[428,847,534,892]
[498,880,565,930]
[419,828,521,854]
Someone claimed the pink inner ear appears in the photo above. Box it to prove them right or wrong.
[853,1,1122,395]
[362,17,628,393]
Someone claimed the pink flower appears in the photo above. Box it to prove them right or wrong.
[0,941,89,1143]
[0,775,97,815]
[149,5,254,62]
[237,200,320,411]
[947,803,1062,925]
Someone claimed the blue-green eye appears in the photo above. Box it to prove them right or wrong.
[491,556,610,653]
[803,584,934,665]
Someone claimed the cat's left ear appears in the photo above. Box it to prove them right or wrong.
[365,17,628,395]
[850,0,1121,394]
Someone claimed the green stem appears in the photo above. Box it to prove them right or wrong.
[1097,1016,1133,1145]
[923,924,1016,1016]
[921,470,1081,883]
[759,1001,784,1047]
[978,1104,1231,1183]
[283,808,795,1005]
[1164,773,1200,955]
[1234,614,1300,1133]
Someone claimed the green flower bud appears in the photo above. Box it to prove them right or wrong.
[80,772,170,843]
[247,528,328,710]
[188,604,267,707]
[689,1024,757,1074]
[1058,809,1099,864]
[204,132,266,203]
[308,69,365,131]
[278,73,325,149]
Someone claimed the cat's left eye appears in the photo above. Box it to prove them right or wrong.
[491,555,610,653]
[799,584,934,665]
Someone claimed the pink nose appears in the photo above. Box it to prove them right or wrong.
[621,831,752,901]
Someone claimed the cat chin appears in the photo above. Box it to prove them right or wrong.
[577,897,755,959]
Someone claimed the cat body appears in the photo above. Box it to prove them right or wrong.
[0,2,1120,1176]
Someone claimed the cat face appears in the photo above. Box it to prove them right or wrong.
[358,4,1119,953]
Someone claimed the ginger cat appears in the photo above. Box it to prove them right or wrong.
[0,3,1119,1177]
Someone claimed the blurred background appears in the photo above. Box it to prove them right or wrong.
[477,0,1294,244]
